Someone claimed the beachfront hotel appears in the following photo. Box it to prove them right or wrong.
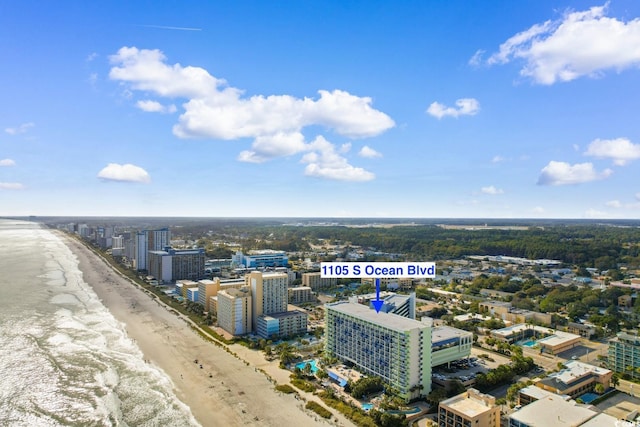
[325,301,432,401]
[301,271,337,291]
[217,288,252,336]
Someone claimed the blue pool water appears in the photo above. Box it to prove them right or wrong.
[580,392,599,404]
[295,360,319,373]
[519,340,537,347]
[362,403,374,411]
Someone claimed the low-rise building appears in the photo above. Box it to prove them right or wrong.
[288,286,314,305]
[438,388,500,427]
[508,394,598,427]
[491,324,581,355]
[301,271,337,291]
[256,310,307,338]
[535,361,612,399]
[432,326,473,367]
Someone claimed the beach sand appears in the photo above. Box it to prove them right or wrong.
[60,233,333,427]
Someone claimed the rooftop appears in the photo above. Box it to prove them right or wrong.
[432,325,472,345]
[509,394,597,426]
[327,301,432,332]
[440,389,496,418]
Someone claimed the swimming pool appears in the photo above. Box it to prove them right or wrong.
[518,339,537,347]
[579,392,599,404]
[362,403,374,411]
[295,359,319,373]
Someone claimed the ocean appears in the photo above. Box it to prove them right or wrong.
[0,219,199,426]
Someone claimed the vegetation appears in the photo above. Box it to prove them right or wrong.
[350,376,385,399]
[275,384,296,394]
[305,401,332,419]
[291,378,316,393]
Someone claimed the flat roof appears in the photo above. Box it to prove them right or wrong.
[327,301,431,332]
[519,385,566,401]
[509,395,597,426]
[432,325,472,344]
[440,391,495,418]
[579,413,619,427]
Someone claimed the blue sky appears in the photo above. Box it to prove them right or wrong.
[2,1,640,218]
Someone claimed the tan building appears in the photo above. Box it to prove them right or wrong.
[288,286,314,304]
[361,277,413,290]
[217,288,252,336]
[479,301,552,326]
[439,388,500,427]
[176,280,199,299]
[246,271,288,331]
[536,360,612,399]
[301,272,337,291]
[198,279,219,312]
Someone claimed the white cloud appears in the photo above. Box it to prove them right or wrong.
[109,47,393,180]
[301,136,374,182]
[339,143,352,154]
[485,4,640,84]
[584,137,640,165]
[605,198,640,209]
[537,160,612,185]
[491,155,506,163]
[238,132,307,163]
[359,146,382,158]
[426,98,480,119]
[136,100,177,114]
[5,122,34,135]
[468,50,485,67]
[0,182,24,190]
[97,163,151,183]
[480,185,504,195]
[584,208,609,219]
[0,159,16,167]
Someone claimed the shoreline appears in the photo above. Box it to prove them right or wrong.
[59,232,333,427]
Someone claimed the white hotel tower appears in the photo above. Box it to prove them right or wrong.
[325,301,432,401]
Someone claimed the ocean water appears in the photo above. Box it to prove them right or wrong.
[0,220,199,427]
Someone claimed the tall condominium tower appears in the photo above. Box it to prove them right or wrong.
[325,301,432,401]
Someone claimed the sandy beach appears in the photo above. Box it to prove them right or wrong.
[60,233,335,427]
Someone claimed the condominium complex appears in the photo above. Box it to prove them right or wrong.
[351,292,416,319]
[438,388,500,427]
[325,301,432,401]
[216,271,307,338]
[248,271,288,329]
[133,227,171,271]
[288,286,314,305]
[302,272,337,291]
[217,288,252,336]
[609,331,640,378]
[147,248,205,283]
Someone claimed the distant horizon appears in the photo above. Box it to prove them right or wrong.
[2,2,640,219]
[5,215,640,224]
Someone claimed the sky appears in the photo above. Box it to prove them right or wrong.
[2,1,640,219]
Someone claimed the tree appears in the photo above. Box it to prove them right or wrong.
[594,383,605,394]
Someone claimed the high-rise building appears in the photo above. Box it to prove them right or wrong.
[325,301,432,401]
[439,388,500,427]
[133,228,171,271]
[247,271,288,330]
[608,331,640,379]
[217,288,252,336]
